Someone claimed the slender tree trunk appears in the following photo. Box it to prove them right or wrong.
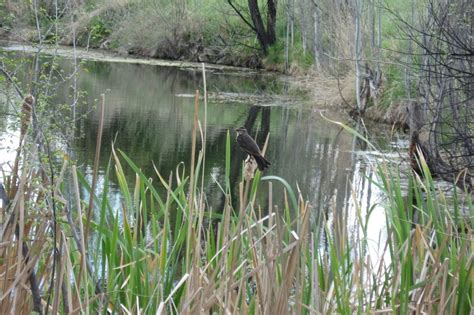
[405,0,415,99]
[313,2,322,70]
[266,0,277,44]
[354,0,364,111]
[289,0,294,46]
[301,3,307,55]
[285,9,290,71]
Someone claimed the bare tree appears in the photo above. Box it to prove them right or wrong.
[354,0,364,111]
[397,0,473,191]
[311,0,322,70]
[226,0,278,54]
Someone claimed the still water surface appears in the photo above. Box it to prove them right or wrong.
[0,48,397,260]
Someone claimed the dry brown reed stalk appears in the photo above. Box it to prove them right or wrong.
[200,62,208,195]
[183,169,310,314]
[76,93,105,312]
[274,202,310,314]
[196,63,208,265]
[0,151,49,314]
[70,164,89,313]
[188,198,237,312]
[183,63,212,315]
[183,89,200,314]
[188,89,200,214]
[83,93,105,247]
[8,95,35,201]
[0,95,47,314]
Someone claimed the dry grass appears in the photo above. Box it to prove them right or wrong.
[289,71,356,108]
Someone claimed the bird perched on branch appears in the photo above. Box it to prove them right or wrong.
[236,127,271,171]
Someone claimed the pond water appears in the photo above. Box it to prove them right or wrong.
[0,45,399,262]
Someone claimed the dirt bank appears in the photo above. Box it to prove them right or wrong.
[289,72,410,128]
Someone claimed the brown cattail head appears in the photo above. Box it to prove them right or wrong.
[20,94,35,138]
[244,155,258,181]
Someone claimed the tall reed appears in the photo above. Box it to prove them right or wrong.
[0,100,472,314]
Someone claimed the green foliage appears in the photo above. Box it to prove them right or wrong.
[377,162,473,314]
[0,3,15,30]
[84,0,99,11]
[265,42,285,65]
[290,45,315,70]
[379,63,406,107]
[88,17,111,46]
[43,32,60,44]
[264,40,314,72]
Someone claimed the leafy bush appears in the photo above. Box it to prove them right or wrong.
[110,2,203,57]
[0,5,15,31]
[88,17,111,46]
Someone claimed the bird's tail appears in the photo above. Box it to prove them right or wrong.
[255,155,271,171]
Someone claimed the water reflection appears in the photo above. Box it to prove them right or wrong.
[0,53,390,258]
[0,94,20,169]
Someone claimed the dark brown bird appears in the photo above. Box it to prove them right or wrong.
[236,127,271,171]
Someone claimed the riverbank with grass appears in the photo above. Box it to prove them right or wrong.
[1,40,411,128]
[0,0,423,125]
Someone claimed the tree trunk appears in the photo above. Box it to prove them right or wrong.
[248,0,270,52]
[285,10,290,71]
[227,0,278,54]
[247,0,277,53]
[354,0,364,111]
[312,2,322,70]
[266,0,277,45]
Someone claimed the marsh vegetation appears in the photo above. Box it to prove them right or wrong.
[0,0,472,314]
